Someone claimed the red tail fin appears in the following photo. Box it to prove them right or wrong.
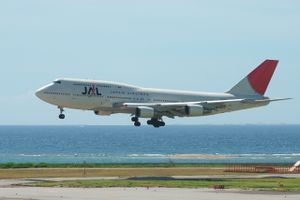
[247,60,278,95]
[228,60,279,97]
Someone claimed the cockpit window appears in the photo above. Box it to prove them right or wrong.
[53,80,61,84]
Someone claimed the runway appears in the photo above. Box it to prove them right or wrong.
[1,187,300,200]
[1,175,300,200]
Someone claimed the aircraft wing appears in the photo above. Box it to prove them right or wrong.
[119,98,291,118]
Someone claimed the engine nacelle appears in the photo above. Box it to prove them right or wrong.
[185,105,204,116]
[136,106,155,118]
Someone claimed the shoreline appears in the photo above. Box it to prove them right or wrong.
[0,162,295,169]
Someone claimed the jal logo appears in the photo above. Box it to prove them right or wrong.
[82,85,101,96]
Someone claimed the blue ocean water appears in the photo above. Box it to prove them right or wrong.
[0,125,299,164]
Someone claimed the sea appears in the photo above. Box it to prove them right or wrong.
[0,125,299,164]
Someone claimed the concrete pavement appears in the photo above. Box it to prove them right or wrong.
[1,187,300,200]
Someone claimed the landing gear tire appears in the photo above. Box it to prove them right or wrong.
[132,116,141,127]
[58,107,65,119]
[153,124,160,128]
[134,121,141,127]
[147,118,165,128]
[131,117,138,122]
[59,114,65,119]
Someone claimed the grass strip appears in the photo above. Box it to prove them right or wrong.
[27,178,300,192]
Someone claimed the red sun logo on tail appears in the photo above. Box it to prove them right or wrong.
[247,60,278,95]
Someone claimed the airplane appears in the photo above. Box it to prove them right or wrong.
[35,59,290,128]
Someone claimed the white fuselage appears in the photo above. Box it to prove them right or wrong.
[36,78,267,117]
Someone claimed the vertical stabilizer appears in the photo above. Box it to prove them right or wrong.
[228,60,278,97]
[289,161,300,172]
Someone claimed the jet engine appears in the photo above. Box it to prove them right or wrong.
[185,105,204,116]
[136,106,155,118]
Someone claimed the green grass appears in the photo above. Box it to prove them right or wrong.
[0,162,227,169]
[26,178,300,192]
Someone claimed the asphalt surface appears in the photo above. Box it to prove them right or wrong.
[1,175,300,200]
[1,173,300,185]
[1,187,300,200]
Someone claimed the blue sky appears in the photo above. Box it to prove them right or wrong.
[0,0,299,125]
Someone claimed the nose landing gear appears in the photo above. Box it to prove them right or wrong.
[58,107,65,119]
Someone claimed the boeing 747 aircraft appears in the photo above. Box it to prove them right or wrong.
[36,60,289,128]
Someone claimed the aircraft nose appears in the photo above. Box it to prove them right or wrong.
[35,83,54,102]
[35,88,44,99]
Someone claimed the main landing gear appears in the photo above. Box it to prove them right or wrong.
[58,107,65,119]
[147,118,165,128]
[131,117,165,128]
[131,116,141,127]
